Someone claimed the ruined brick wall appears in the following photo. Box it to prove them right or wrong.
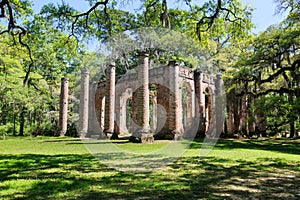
[94,63,217,140]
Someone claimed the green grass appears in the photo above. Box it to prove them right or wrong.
[0,136,299,199]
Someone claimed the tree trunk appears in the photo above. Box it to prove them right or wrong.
[13,111,16,136]
[233,95,240,133]
[28,110,33,127]
[226,90,235,134]
[288,92,295,138]
[248,95,256,137]
[1,102,7,125]
[19,105,26,136]
[240,94,248,136]
[34,108,44,137]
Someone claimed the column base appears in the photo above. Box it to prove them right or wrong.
[141,134,154,143]
[59,131,66,137]
[154,130,183,140]
[171,130,183,141]
[129,134,154,143]
[79,131,87,139]
[105,132,119,140]
[130,127,154,143]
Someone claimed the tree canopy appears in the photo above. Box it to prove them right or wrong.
[0,0,299,137]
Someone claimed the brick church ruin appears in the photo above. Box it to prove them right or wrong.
[87,53,223,142]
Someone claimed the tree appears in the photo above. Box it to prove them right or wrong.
[0,0,34,85]
[0,10,82,136]
[227,23,300,137]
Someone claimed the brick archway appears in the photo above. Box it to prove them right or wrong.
[94,58,222,141]
[119,88,133,135]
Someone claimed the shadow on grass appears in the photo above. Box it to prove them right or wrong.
[40,137,300,155]
[188,138,300,155]
[41,138,130,145]
[0,153,299,199]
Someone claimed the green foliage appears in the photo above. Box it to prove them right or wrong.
[196,0,253,45]
[253,95,294,134]
[2,0,298,137]
[226,8,300,135]
[0,9,83,136]
[276,0,300,26]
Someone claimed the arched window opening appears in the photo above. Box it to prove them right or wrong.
[182,83,193,130]
[126,98,133,134]
[149,83,157,133]
[204,87,212,132]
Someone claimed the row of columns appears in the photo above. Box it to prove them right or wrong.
[58,54,223,141]
[103,53,154,142]
[59,67,90,138]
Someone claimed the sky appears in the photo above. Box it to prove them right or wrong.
[33,0,286,34]
[242,0,286,33]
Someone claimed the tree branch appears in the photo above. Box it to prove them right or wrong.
[144,0,158,26]
[237,87,295,97]
[0,0,34,85]
[71,0,111,37]
[196,0,245,40]
[260,59,300,84]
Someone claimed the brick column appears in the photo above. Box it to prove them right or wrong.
[78,68,89,138]
[198,71,206,117]
[59,78,68,137]
[215,73,224,137]
[168,61,183,140]
[131,52,153,143]
[104,62,118,139]
[196,70,207,136]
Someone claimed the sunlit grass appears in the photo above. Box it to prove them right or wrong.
[0,136,299,199]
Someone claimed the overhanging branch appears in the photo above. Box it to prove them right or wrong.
[196,0,245,40]
[0,0,34,85]
[71,0,111,37]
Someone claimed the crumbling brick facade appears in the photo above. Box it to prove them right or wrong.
[92,57,222,141]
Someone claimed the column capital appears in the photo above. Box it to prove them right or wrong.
[105,62,116,76]
[168,61,179,67]
[61,77,69,81]
[81,67,90,74]
[195,68,203,74]
[138,51,149,57]
[108,62,116,67]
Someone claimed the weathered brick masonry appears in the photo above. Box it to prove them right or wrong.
[92,55,222,142]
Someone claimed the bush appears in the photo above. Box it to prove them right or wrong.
[0,123,16,136]
[31,122,57,136]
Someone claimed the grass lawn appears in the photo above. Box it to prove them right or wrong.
[0,136,299,199]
